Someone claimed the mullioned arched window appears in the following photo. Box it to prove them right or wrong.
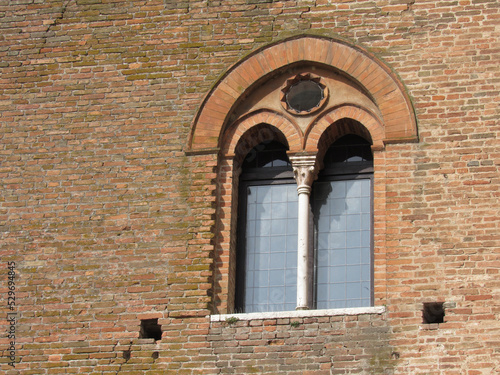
[186,35,418,315]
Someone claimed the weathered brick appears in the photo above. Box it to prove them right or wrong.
[0,0,499,374]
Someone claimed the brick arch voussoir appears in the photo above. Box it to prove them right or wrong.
[304,105,385,154]
[187,35,417,153]
[221,110,303,158]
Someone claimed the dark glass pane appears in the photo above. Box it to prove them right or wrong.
[324,135,373,164]
[242,141,291,169]
[286,80,323,112]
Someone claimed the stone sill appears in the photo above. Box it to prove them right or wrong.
[210,306,385,322]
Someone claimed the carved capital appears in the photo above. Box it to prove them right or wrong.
[289,155,318,193]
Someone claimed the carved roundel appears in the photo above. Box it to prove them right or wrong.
[280,73,328,116]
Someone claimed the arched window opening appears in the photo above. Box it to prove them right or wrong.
[202,36,418,315]
[312,135,373,309]
[235,136,374,313]
[236,141,297,313]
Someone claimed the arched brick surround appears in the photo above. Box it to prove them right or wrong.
[208,36,419,314]
[186,35,417,153]
[221,110,303,158]
[304,104,385,153]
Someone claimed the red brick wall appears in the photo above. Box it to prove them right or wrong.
[1,0,499,374]
[209,312,393,375]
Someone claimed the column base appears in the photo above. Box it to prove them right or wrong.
[295,306,310,311]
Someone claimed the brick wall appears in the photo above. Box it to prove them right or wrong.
[209,312,393,375]
[1,0,499,374]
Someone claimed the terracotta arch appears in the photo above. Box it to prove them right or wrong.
[304,104,385,153]
[221,110,303,158]
[186,35,417,153]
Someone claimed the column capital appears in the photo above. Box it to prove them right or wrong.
[289,155,318,193]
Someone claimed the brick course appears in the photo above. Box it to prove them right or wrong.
[1,0,499,374]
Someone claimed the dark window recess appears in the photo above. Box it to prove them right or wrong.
[323,134,373,165]
[423,302,445,324]
[139,319,162,341]
[242,140,291,170]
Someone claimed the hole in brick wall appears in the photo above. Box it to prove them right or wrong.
[139,319,162,341]
[152,351,159,360]
[247,0,273,4]
[423,302,445,324]
[123,350,131,361]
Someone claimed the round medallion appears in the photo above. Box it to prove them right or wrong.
[280,73,328,115]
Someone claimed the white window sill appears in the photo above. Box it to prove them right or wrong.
[210,306,385,322]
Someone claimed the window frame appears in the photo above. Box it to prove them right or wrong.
[312,136,375,309]
[236,162,297,313]
[235,136,375,313]
[311,172,374,309]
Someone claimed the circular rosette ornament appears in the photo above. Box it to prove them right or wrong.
[280,73,328,115]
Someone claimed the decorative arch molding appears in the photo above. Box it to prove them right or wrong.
[304,104,385,153]
[186,35,417,154]
[221,110,303,159]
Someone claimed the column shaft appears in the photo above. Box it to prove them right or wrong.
[289,155,318,310]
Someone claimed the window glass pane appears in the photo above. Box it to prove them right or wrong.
[286,249,297,268]
[361,230,371,247]
[256,203,270,219]
[271,184,288,201]
[331,249,346,266]
[271,218,287,235]
[361,214,370,230]
[346,248,361,265]
[271,202,287,219]
[322,134,373,165]
[242,141,292,169]
[330,215,346,231]
[314,178,372,309]
[285,268,296,284]
[286,219,298,234]
[269,271,284,286]
[269,251,285,268]
[346,230,361,248]
[256,219,270,237]
[256,186,272,203]
[317,232,329,254]
[329,283,346,301]
[256,236,270,252]
[346,180,361,197]
[243,184,297,313]
[330,232,345,249]
[330,266,346,283]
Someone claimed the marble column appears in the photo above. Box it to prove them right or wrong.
[289,155,318,310]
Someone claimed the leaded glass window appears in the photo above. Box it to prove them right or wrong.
[312,135,373,309]
[236,136,374,313]
[236,141,297,313]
